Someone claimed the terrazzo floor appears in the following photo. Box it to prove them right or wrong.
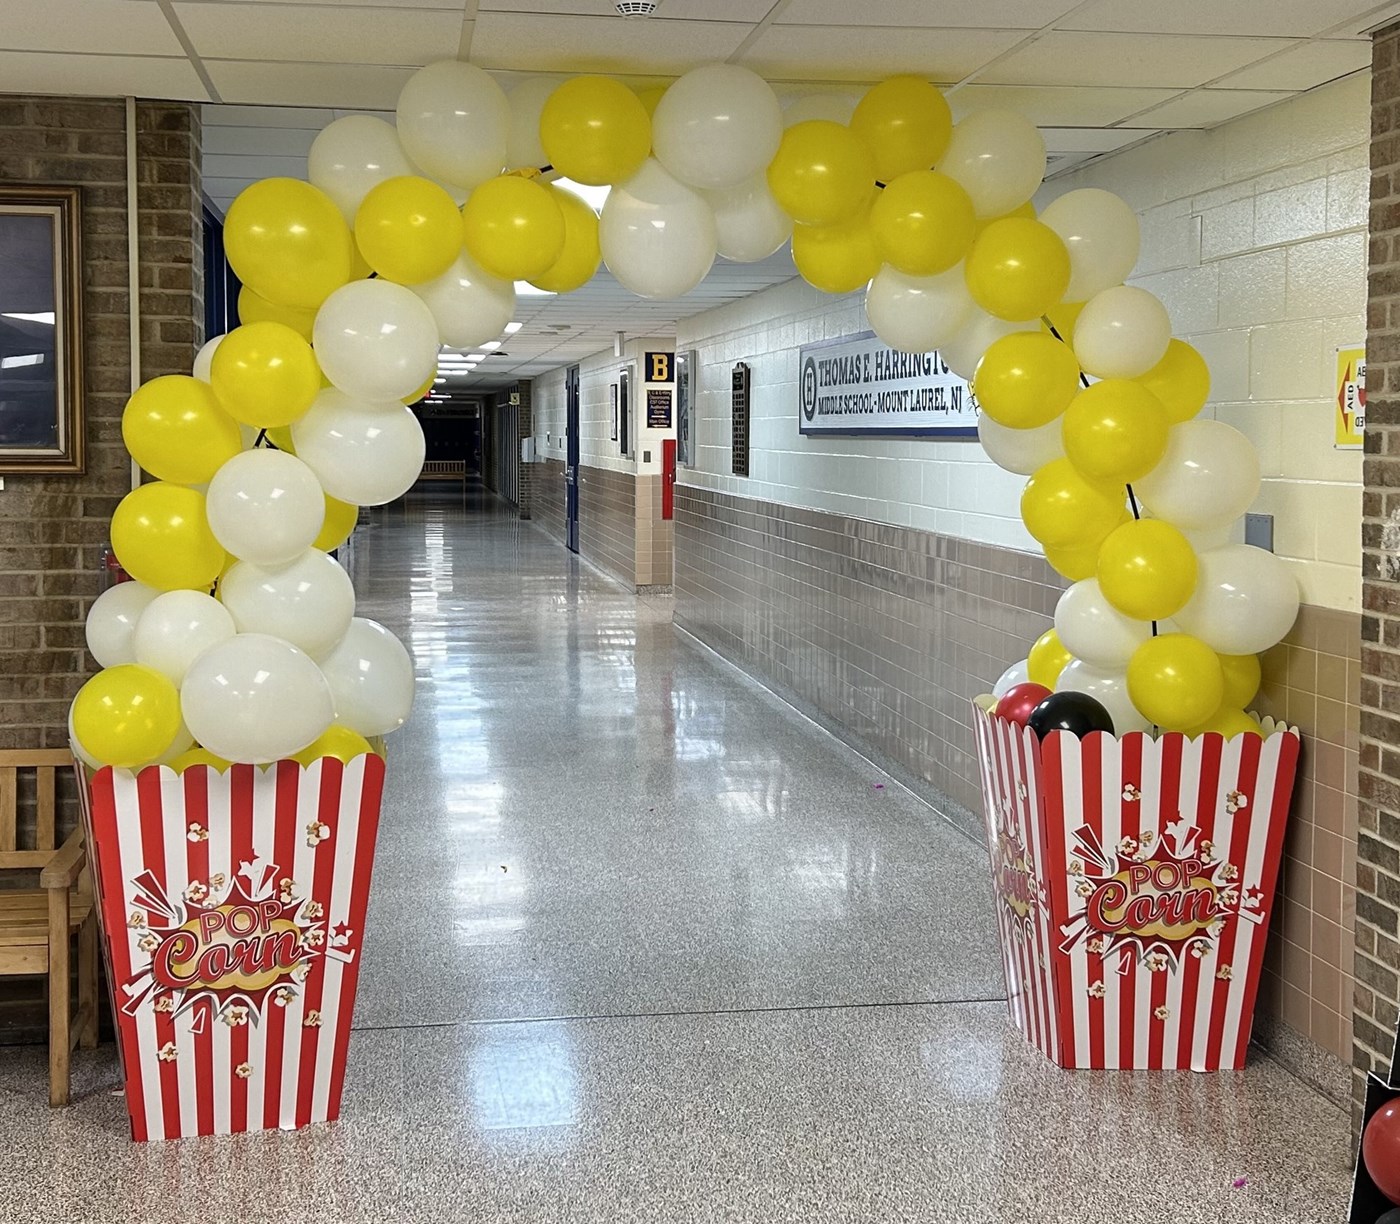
[0,487,1355,1222]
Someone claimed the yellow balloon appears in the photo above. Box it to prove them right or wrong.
[1044,540,1103,582]
[71,664,182,769]
[293,724,376,766]
[973,200,1035,239]
[529,186,602,293]
[1028,628,1074,689]
[1019,458,1126,551]
[1096,518,1198,621]
[636,83,670,118]
[973,332,1080,429]
[112,483,225,592]
[403,373,435,404]
[1043,299,1084,341]
[1183,706,1263,740]
[1127,633,1225,732]
[265,425,296,453]
[767,120,876,228]
[541,76,651,186]
[315,495,359,552]
[850,76,953,183]
[869,170,975,276]
[355,175,463,285]
[210,321,321,429]
[791,208,881,294]
[1218,652,1262,709]
[224,177,352,310]
[238,286,316,342]
[463,176,566,282]
[122,375,242,486]
[350,241,373,281]
[1061,379,1169,485]
[964,217,1072,322]
[170,746,232,773]
[1135,339,1211,425]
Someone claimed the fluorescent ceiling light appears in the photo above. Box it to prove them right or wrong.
[482,341,502,350]
[515,282,556,297]
[504,322,523,334]
[434,377,446,384]
[2,311,54,325]
[466,353,487,361]
[554,178,610,213]
[0,352,43,369]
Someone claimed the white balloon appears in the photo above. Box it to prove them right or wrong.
[866,265,974,354]
[505,77,561,172]
[1039,188,1141,303]
[703,174,793,263]
[395,60,508,190]
[653,64,782,191]
[1134,419,1261,532]
[941,308,1038,381]
[308,115,416,225]
[133,590,236,685]
[600,160,717,299]
[1173,545,1301,655]
[155,719,196,766]
[219,550,355,662]
[86,581,159,668]
[313,279,441,401]
[1072,285,1171,379]
[319,617,415,737]
[292,389,426,506]
[978,412,1064,476]
[205,449,326,568]
[1054,579,1153,670]
[181,633,334,764]
[1057,660,1152,735]
[993,659,1029,698]
[940,110,1046,218]
[783,93,858,127]
[410,249,516,349]
[193,335,222,383]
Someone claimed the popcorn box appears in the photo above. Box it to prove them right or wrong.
[76,755,386,1141]
[971,703,1300,1071]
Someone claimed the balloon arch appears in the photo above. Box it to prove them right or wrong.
[71,61,1299,769]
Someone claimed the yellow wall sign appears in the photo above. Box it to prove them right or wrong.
[1336,344,1365,450]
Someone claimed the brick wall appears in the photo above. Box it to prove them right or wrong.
[1360,21,1400,1111]
[0,97,202,770]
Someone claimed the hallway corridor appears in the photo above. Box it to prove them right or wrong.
[1,493,1357,1222]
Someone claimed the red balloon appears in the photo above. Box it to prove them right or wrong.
[995,682,1052,727]
[1364,1100,1400,1205]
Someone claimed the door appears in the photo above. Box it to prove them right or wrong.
[565,364,580,553]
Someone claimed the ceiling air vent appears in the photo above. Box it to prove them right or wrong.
[615,1,659,14]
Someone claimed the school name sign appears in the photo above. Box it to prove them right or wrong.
[797,332,978,437]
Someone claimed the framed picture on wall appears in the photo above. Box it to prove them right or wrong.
[0,186,84,474]
[610,382,619,442]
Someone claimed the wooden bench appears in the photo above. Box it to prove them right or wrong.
[0,749,98,1106]
[418,459,467,504]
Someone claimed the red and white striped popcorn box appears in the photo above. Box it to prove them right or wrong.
[971,703,1301,1072]
[76,754,386,1141]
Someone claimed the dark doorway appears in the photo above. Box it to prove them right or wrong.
[565,364,580,554]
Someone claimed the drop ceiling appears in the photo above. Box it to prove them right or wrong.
[6,0,1393,388]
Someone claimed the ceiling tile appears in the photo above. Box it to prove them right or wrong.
[979,31,1295,89]
[740,25,1023,82]
[0,49,208,99]
[204,60,415,107]
[1119,88,1293,129]
[1039,127,1152,154]
[175,3,461,65]
[1214,39,1372,90]
[480,0,772,16]
[778,0,1077,28]
[1062,0,1385,37]
[948,83,1179,125]
[181,0,463,6]
[470,13,749,75]
[0,0,184,56]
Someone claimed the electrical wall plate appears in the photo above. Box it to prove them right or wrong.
[1244,513,1274,552]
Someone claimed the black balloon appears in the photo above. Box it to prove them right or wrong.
[1028,691,1115,739]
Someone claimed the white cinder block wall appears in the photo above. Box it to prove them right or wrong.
[675,71,1368,613]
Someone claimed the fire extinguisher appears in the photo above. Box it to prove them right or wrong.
[100,546,132,590]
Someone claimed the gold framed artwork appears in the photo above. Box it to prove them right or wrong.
[0,186,84,474]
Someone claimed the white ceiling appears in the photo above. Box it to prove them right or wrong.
[8,0,1394,388]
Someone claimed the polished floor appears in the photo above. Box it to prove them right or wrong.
[2,488,1354,1222]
